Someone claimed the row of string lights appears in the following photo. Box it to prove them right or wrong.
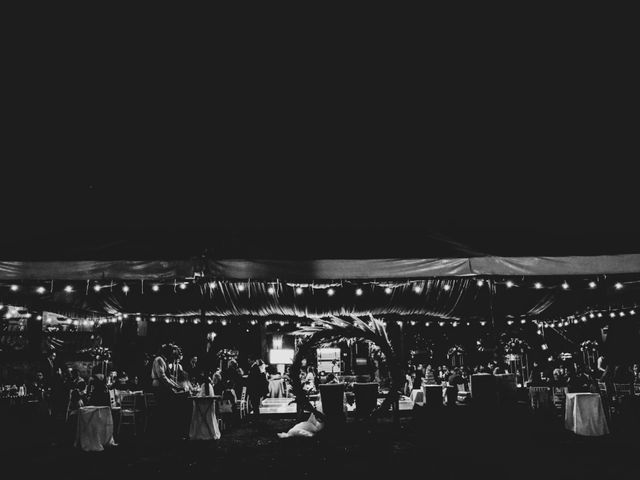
[0,276,635,296]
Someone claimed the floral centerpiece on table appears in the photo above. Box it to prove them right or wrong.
[78,346,112,361]
[216,349,239,360]
[579,340,598,352]
[503,338,529,354]
[447,345,465,358]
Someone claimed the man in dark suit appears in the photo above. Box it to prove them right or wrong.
[246,359,268,420]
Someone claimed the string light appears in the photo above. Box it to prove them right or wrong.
[597,313,603,318]
[534,282,543,289]
[295,287,303,295]
[438,321,445,327]
[520,319,526,324]
[610,312,616,318]
[614,282,623,290]
[122,285,129,293]
[480,321,486,326]
[150,316,156,322]
[123,314,128,319]
[562,282,569,290]
[209,282,216,289]
[355,288,363,296]
[136,316,141,321]
[179,283,187,290]
[630,310,636,315]
[507,320,514,325]
[267,286,275,295]
[506,281,514,288]
[279,321,285,326]
[37,315,42,320]
[413,285,422,293]
[207,319,213,325]
[221,320,227,326]
[581,316,587,322]
[476,279,484,287]
[64,285,74,293]
[589,313,595,319]
[397,321,403,326]
[36,286,46,294]
[443,284,451,291]
[238,284,245,292]
[93,285,101,292]
[384,287,392,294]
[165,318,171,324]
[250,320,257,325]
[589,281,597,289]
[327,288,335,296]
[619,311,626,317]
[537,329,542,335]
[193,319,200,324]
[425,322,431,326]
[152,285,160,292]
[10,285,19,291]
[452,321,458,327]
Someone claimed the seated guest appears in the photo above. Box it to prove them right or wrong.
[633,364,640,384]
[567,366,593,393]
[178,370,195,393]
[447,368,465,387]
[28,371,47,399]
[69,369,87,393]
[549,368,567,387]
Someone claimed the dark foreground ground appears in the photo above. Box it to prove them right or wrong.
[3,404,639,480]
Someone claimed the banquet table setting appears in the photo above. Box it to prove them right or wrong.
[73,406,116,452]
[564,392,610,436]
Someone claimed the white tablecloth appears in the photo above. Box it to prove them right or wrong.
[410,388,425,405]
[565,393,609,436]
[189,396,221,440]
[268,378,286,398]
[74,406,116,452]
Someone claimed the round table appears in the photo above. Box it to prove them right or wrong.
[565,392,609,436]
[74,406,116,451]
[268,378,286,398]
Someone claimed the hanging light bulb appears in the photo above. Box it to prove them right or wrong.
[279,321,285,326]
[179,318,185,324]
[10,285,19,292]
[152,284,160,292]
[589,313,595,319]
[507,320,514,325]
[296,322,301,327]
[327,288,335,296]
[37,315,42,320]
[597,312,603,318]
[123,314,128,319]
[537,329,542,335]
[384,287,392,294]
[238,284,245,292]
[179,283,187,290]
[573,319,579,324]
[425,322,431,326]
[520,319,526,324]
[295,287,303,295]
[207,319,213,325]
[581,316,587,322]
[150,316,156,322]
[619,311,626,317]
[506,280,514,288]
[480,321,486,326]
[93,285,101,292]
[410,320,416,326]
[64,285,74,293]
[250,319,257,325]
[355,288,363,296]
[614,282,623,290]
[194,319,200,324]
[267,286,275,295]
[413,285,422,293]
[610,312,616,318]
[534,282,543,289]
[630,310,636,315]
[397,321,403,326]
[438,321,445,327]
[136,316,141,321]
[476,279,484,287]
[221,319,227,326]
[563,321,570,326]
[122,285,129,293]
[36,286,46,294]
[561,282,569,290]
[589,281,597,289]
[209,282,216,289]
[452,321,458,327]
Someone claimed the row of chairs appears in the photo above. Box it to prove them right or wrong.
[597,382,639,417]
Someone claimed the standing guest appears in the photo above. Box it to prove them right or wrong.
[246,359,268,420]
[151,344,182,441]
[632,364,640,384]
[303,366,317,393]
[212,367,223,395]
[424,365,437,385]
[413,364,424,389]
[596,354,607,379]
[549,368,567,387]
[567,365,594,393]
[185,355,202,384]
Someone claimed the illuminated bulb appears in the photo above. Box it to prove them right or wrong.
[614,282,623,290]
[93,285,101,292]
[207,319,213,325]
[296,322,301,327]
[619,311,625,317]
[384,287,392,294]
[355,288,363,296]
[165,318,170,324]
[136,316,141,321]
[238,284,245,291]
[110,318,117,323]
[410,321,416,326]
[438,321,445,327]
[296,287,303,294]
[123,314,128,319]
[507,320,514,325]
[573,319,579,324]
[589,281,596,289]
[537,329,542,335]
[10,285,19,291]
[221,320,227,326]
[476,279,484,287]
[194,319,200,324]
[452,322,458,327]
[36,286,46,294]
[425,322,431,326]
[150,316,156,322]
[327,288,335,296]
[179,283,187,290]
[610,312,616,318]
[209,282,216,289]
[64,285,74,293]
[597,312,603,318]
[564,321,570,326]
[443,284,451,291]
[541,344,548,351]
[152,285,160,292]
[506,281,514,288]
[480,321,486,326]
[397,321,402,326]
[250,320,257,325]
[267,286,275,295]
[25,313,32,318]
[562,282,569,290]
[413,286,422,293]
[279,321,285,326]
[37,315,42,320]
[581,316,587,322]
[534,282,542,289]
[630,310,636,315]
[122,285,129,293]
[521,319,526,324]
[589,313,595,319]
[179,318,185,324]
[73,320,79,326]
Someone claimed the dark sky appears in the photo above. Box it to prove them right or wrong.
[2,37,637,259]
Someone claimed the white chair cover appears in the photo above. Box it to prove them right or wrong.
[74,406,116,452]
[189,397,221,440]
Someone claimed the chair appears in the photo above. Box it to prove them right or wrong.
[318,383,346,422]
[353,382,379,419]
[143,393,156,432]
[118,394,142,436]
[551,387,568,414]
[528,386,551,410]
[218,398,234,432]
[236,386,248,419]
[613,383,633,396]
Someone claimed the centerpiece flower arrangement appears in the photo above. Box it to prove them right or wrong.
[78,346,112,361]
[447,345,465,358]
[503,338,530,354]
[216,349,239,361]
[579,340,598,352]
